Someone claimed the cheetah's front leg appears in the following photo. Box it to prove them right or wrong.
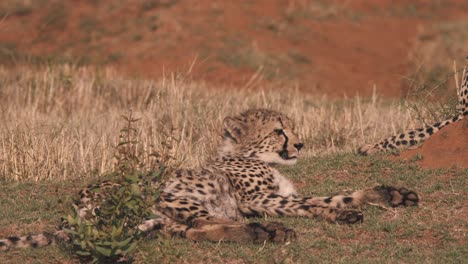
[306,185,419,209]
[239,193,364,224]
[239,185,419,223]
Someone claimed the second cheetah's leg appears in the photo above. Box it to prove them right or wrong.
[359,62,468,155]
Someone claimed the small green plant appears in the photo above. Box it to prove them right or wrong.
[64,112,166,263]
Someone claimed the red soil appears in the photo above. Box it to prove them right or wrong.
[397,119,468,169]
[1,0,467,97]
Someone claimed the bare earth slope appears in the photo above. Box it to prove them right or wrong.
[397,119,468,169]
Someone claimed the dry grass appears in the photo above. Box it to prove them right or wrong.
[0,64,445,182]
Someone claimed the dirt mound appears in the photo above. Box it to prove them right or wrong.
[397,119,468,169]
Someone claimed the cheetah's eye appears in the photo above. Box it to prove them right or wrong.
[274,128,283,135]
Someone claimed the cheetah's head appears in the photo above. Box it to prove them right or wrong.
[220,109,304,165]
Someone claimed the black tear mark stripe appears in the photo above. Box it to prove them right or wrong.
[278,117,285,128]
[8,236,20,244]
[276,117,290,154]
[280,130,289,153]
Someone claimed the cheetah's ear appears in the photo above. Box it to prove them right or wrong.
[223,117,247,143]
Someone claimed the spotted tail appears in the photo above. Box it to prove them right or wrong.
[0,230,70,251]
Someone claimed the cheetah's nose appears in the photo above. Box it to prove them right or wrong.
[294,143,304,151]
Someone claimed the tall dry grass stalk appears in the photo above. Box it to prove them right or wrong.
[0,64,440,181]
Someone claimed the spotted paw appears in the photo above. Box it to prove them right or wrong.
[374,186,419,207]
[335,209,364,224]
[248,222,296,243]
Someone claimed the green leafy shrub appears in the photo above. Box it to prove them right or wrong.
[64,112,167,263]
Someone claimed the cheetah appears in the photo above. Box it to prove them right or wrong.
[0,109,419,250]
[359,62,468,155]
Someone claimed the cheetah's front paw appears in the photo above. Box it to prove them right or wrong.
[374,186,419,207]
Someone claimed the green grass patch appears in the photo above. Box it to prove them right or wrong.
[1,153,466,263]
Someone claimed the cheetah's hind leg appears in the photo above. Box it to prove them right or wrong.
[185,219,296,243]
[139,215,296,243]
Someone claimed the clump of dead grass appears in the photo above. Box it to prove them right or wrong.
[0,64,440,181]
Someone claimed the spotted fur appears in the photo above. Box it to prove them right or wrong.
[359,63,468,155]
[1,109,419,250]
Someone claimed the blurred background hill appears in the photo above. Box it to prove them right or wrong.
[1,0,467,97]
